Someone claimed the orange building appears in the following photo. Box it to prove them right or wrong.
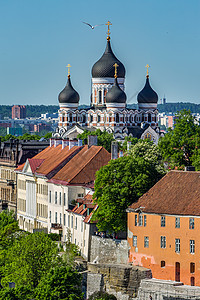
[127,170,200,286]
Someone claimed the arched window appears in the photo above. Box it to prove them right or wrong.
[142,114,145,122]
[69,113,72,123]
[76,114,78,122]
[62,114,65,122]
[97,115,101,123]
[82,114,86,123]
[148,113,151,123]
[134,115,137,123]
[116,113,119,123]
[90,115,93,123]
[109,114,112,123]
[99,90,102,103]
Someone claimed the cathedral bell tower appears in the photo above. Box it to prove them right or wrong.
[91,21,126,110]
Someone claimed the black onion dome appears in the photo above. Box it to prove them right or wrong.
[58,76,79,104]
[92,39,125,78]
[106,77,126,103]
[137,75,158,104]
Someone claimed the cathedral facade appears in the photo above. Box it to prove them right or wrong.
[54,24,160,143]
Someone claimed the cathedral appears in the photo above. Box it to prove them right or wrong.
[54,22,160,143]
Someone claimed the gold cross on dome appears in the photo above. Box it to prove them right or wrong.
[113,63,119,78]
[106,20,112,39]
[66,64,71,76]
[145,64,150,76]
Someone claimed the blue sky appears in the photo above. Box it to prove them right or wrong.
[0,0,199,106]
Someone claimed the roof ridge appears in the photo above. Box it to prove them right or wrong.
[67,146,103,183]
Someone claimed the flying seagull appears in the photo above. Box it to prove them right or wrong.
[82,22,104,29]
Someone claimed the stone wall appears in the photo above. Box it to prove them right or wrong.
[89,236,129,264]
[137,278,200,300]
[87,263,152,300]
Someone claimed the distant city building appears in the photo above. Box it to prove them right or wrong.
[34,123,51,133]
[7,127,23,136]
[12,105,26,119]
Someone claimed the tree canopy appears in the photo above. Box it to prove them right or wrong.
[77,129,114,152]
[158,110,200,169]
[93,140,165,232]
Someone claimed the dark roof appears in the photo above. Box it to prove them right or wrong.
[126,126,145,138]
[137,75,158,104]
[58,75,79,104]
[92,39,125,78]
[106,77,126,104]
[128,171,200,216]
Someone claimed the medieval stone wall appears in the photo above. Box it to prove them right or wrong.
[89,236,129,264]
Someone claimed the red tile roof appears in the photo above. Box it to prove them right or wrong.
[67,193,97,223]
[28,158,44,173]
[15,145,82,178]
[49,145,110,185]
[128,171,200,216]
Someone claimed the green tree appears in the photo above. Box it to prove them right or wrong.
[158,110,200,169]
[1,232,58,289]
[77,129,114,152]
[0,285,33,300]
[35,265,83,300]
[93,142,165,232]
[0,210,19,250]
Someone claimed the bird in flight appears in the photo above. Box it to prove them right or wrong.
[82,22,104,29]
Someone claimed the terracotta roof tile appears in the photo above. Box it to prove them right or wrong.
[50,145,111,185]
[28,158,44,173]
[129,171,200,216]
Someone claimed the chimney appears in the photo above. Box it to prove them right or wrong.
[127,141,131,151]
[50,138,54,147]
[88,135,98,148]
[78,139,83,147]
[54,139,62,147]
[111,141,118,160]
[62,139,69,149]
[69,139,78,150]
[185,166,195,172]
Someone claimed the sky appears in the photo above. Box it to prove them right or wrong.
[0,0,199,106]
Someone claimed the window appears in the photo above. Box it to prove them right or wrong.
[81,220,83,232]
[116,113,119,123]
[64,193,66,206]
[71,216,73,228]
[190,240,195,254]
[190,262,195,273]
[161,261,165,268]
[161,236,166,248]
[60,213,62,224]
[133,236,137,247]
[75,217,77,229]
[191,277,195,286]
[55,192,57,204]
[139,214,143,226]
[49,191,51,203]
[64,214,66,226]
[59,192,61,205]
[135,214,137,226]
[55,212,57,223]
[175,217,180,228]
[189,218,194,229]
[97,115,101,123]
[49,211,51,223]
[161,216,165,227]
[144,236,149,248]
[144,215,147,227]
[175,238,180,253]
[68,215,70,227]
